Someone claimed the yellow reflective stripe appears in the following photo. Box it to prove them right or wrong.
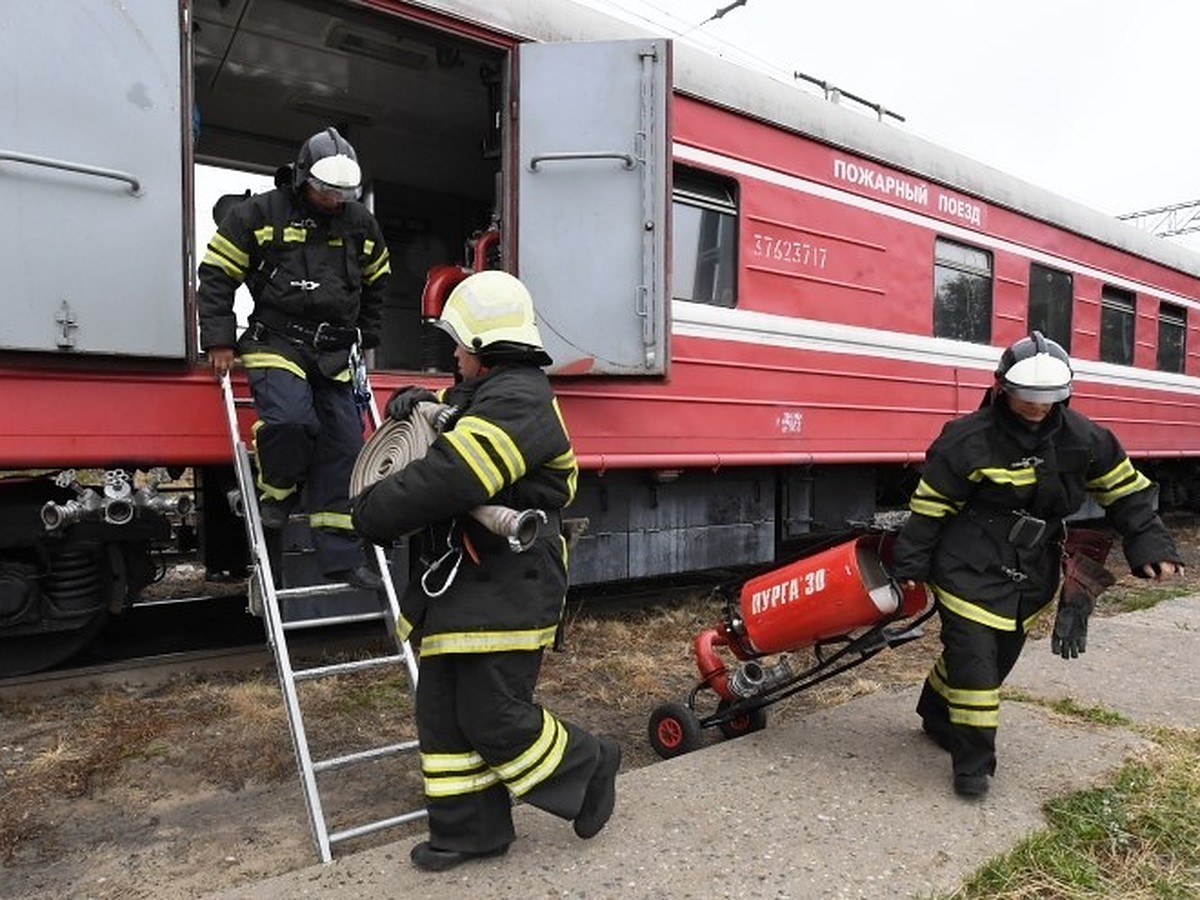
[445,430,503,494]
[363,239,376,256]
[419,626,559,657]
[1087,457,1136,491]
[253,225,274,246]
[210,232,249,267]
[203,233,249,279]
[420,749,498,797]
[396,614,415,642]
[506,712,570,797]
[201,249,243,279]
[423,769,500,798]
[460,416,526,481]
[1088,458,1152,506]
[421,750,486,774]
[329,237,344,247]
[545,451,578,504]
[282,226,306,242]
[908,478,960,518]
[928,659,1000,707]
[241,352,307,379]
[445,414,527,495]
[309,512,353,531]
[363,248,391,284]
[933,585,1017,631]
[332,368,351,382]
[973,466,1037,487]
[949,706,1000,728]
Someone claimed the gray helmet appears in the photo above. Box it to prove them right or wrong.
[294,127,362,200]
[995,331,1073,403]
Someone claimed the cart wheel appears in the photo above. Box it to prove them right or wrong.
[648,701,703,759]
[716,699,768,740]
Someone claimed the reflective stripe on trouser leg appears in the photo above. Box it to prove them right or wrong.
[917,604,1026,778]
[307,375,365,573]
[416,651,604,852]
[246,367,318,495]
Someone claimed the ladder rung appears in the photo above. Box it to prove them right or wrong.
[329,807,429,846]
[282,610,388,631]
[293,653,407,681]
[276,582,361,599]
[313,739,420,774]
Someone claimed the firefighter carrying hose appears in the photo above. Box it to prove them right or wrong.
[892,332,1183,799]
[351,271,620,871]
[197,127,390,590]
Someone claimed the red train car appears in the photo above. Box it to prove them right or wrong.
[2,0,1198,675]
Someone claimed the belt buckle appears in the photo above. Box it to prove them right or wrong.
[312,321,329,348]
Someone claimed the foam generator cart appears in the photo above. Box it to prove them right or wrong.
[648,530,932,758]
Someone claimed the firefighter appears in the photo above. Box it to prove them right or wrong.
[351,271,621,871]
[892,332,1182,798]
[197,126,390,589]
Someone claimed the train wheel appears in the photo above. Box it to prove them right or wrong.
[648,701,703,759]
[0,608,109,677]
[716,699,768,740]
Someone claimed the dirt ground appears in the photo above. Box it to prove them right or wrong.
[2,519,1198,900]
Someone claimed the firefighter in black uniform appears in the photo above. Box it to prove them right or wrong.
[893,332,1182,798]
[351,271,621,871]
[197,127,390,589]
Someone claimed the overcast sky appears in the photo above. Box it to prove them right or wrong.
[581,0,1200,250]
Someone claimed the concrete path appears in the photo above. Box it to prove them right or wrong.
[209,596,1200,900]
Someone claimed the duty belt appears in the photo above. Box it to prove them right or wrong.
[253,311,359,351]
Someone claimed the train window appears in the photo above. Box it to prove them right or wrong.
[1157,302,1187,373]
[673,166,737,307]
[1099,286,1136,365]
[1028,263,1073,352]
[933,238,992,343]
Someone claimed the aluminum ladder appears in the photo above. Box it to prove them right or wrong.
[219,370,425,863]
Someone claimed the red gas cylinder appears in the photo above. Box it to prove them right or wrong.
[737,534,925,655]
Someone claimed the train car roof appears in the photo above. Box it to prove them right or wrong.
[413,0,1200,280]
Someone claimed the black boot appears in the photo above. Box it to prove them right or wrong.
[410,840,509,872]
[574,737,622,838]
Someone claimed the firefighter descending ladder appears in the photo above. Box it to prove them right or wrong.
[219,370,425,863]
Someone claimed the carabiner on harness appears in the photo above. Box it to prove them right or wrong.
[421,530,465,598]
[348,337,371,412]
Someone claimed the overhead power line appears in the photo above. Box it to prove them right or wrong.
[1117,200,1200,238]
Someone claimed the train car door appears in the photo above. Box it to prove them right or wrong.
[0,0,187,358]
[516,39,670,376]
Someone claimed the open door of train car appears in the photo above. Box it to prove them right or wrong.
[517,38,670,375]
[1,0,669,375]
[0,0,188,358]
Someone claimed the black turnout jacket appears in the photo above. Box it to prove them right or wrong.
[352,364,578,655]
[892,396,1179,631]
[197,186,389,353]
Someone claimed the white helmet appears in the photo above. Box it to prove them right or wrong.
[436,271,551,364]
[294,127,362,201]
[995,331,1072,403]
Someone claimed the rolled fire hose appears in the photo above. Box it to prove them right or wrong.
[350,401,547,554]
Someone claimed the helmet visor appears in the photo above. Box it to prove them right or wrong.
[1003,382,1071,403]
[308,176,361,202]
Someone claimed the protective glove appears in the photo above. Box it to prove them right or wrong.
[1051,552,1116,659]
[1051,589,1091,659]
[384,386,438,422]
